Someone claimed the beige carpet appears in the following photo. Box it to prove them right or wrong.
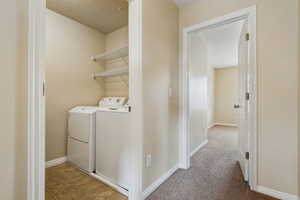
[46,163,127,200]
[146,126,278,200]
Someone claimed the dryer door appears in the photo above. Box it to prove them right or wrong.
[67,137,91,172]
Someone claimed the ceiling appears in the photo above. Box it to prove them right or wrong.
[46,0,128,34]
[194,20,245,68]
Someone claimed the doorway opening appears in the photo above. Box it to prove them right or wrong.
[27,0,143,200]
[45,0,130,198]
[180,6,257,190]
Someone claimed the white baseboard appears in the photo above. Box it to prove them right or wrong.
[190,140,208,157]
[207,124,216,129]
[214,123,238,127]
[45,157,67,168]
[255,186,298,200]
[143,165,178,199]
[91,172,129,197]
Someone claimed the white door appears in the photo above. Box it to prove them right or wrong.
[237,20,250,181]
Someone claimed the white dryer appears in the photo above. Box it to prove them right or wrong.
[95,97,130,190]
[67,106,98,173]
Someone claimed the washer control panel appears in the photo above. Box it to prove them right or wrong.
[99,97,128,108]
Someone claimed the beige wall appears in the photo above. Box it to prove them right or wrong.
[15,0,28,199]
[104,26,129,97]
[0,1,28,199]
[105,26,128,51]
[180,0,298,195]
[46,10,105,161]
[214,67,238,125]
[189,34,208,153]
[142,0,179,190]
[0,1,17,199]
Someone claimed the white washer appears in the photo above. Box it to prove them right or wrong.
[67,106,98,173]
[96,97,130,190]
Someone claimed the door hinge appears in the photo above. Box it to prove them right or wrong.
[245,152,250,160]
[246,33,250,41]
[246,92,250,101]
[43,81,46,97]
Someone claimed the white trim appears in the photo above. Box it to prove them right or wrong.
[27,0,46,199]
[255,186,298,200]
[179,6,257,191]
[45,157,66,168]
[214,123,238,127]
[142,165,178,199]
[28,0,143,200]
[247,6,258,190]
[91,172,129,197]
[128,0,144,199]
[190,140,208,157]
[207,124,216,129]
[213,64,239,69]
[179,25,190,169]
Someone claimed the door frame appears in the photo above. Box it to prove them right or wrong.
[179,6,257,190]
[27,0,144,200]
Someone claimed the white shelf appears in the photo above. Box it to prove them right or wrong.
[91,46,128,61]
[93,67,129,78]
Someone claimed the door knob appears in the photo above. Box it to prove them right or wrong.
[234,104,240,109]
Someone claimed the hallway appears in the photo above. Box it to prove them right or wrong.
[147,126,277,200]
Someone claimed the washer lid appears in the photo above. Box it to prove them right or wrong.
[69,106,98,114]
[97,106,130,113]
